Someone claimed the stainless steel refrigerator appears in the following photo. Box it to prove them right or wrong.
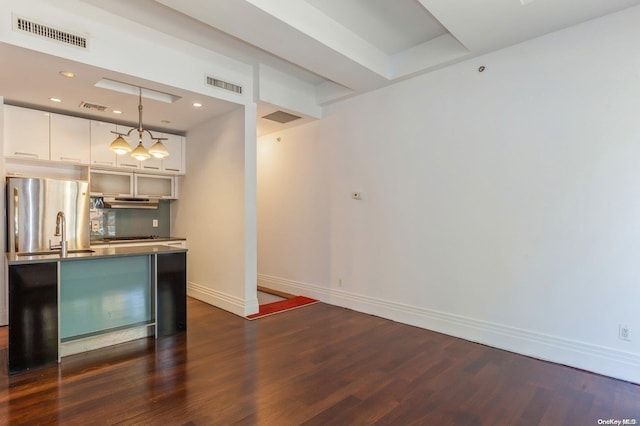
[6,177,90,254]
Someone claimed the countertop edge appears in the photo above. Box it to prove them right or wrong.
[7,245,187,265]
[89,237,187,246]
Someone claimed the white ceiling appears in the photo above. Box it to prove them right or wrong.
[150,0,640,93]
[0,43,239,135]
[3,0,640,135]
[304,0,447,55]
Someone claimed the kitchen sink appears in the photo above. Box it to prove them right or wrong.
[17,249,95,256]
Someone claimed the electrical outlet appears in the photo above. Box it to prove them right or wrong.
[619,324,631,341]
[152,219,158,228]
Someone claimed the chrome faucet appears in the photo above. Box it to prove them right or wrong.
[51,211,68,256]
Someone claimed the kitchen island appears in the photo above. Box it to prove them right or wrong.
[6,245,187,374]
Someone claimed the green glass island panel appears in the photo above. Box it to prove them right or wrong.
[60,255,152,340]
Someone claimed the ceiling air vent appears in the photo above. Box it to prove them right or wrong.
[206,75,243,94]
[13,15,88,49]
[262,111,302,124]
[79,101,109,112]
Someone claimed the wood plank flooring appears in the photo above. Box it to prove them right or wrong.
[0,297,638,425]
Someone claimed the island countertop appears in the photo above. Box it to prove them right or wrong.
[7,244,187,373]
[6,244,187,265]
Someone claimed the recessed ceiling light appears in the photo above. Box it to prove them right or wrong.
[112,110,122,114]
[193,102,202,108]
[59,71,76,78]
[49,97,62,103]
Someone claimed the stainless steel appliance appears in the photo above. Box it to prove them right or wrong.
[101,197,159,210]
[6,177,90,254]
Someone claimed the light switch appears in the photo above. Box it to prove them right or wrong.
[152,219,159,228]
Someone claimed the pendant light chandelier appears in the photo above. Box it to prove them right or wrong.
[109,87,169,161]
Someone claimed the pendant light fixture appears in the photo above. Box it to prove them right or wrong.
[109,87,169,161]
[149,139,170,158]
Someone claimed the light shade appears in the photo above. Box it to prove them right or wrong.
[110,136,132,155]
[131,142,150,161]
[107,86,170,161]
[148,140,169,159]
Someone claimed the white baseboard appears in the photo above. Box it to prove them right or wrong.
[187,281,247,317]
[258,274,640,384]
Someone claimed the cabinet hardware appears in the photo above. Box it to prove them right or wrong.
[14,152,38,158]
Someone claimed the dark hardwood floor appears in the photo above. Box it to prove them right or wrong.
[0,298,638,425]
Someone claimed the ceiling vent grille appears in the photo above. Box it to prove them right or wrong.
[13,15,88,49]
[79,101,108,112]
[206,76,243,94]
[262,111,302,124]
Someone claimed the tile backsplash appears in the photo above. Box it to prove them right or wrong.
[90,197,171,240]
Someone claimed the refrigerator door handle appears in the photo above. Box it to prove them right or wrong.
[13,187,19,252]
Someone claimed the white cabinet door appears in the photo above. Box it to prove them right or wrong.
[90,169,134,197]
[134,174,175,199]
[90,170,177,199]
[4,105,49,160]
[139,129,163,173]
[117,155,142,170]
[140,156,162,173]
[142,133,185,174]
[161,134,185,174]
[116,126,143,170]
[50,113,90,164]
[90,120,119,167]
[92,122,143,170]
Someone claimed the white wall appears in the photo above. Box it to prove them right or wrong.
[258,121,330,286]
[257,6,640,383]
[174,107,258,316]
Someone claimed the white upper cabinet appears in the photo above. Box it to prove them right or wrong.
[116,125,143,170]
[4,105,50,160]
[89,169,134,197]
[139,132,184,174]
[138,130,162,173]
[50,113,90,164]
[140,156,162,173]
[134,173,176,199]
[90,120,118,168]
[90,170,177,199]
[117,156,141,169]
[161,133,185,175]
[6,106,186,176]
[90,121,141,170]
